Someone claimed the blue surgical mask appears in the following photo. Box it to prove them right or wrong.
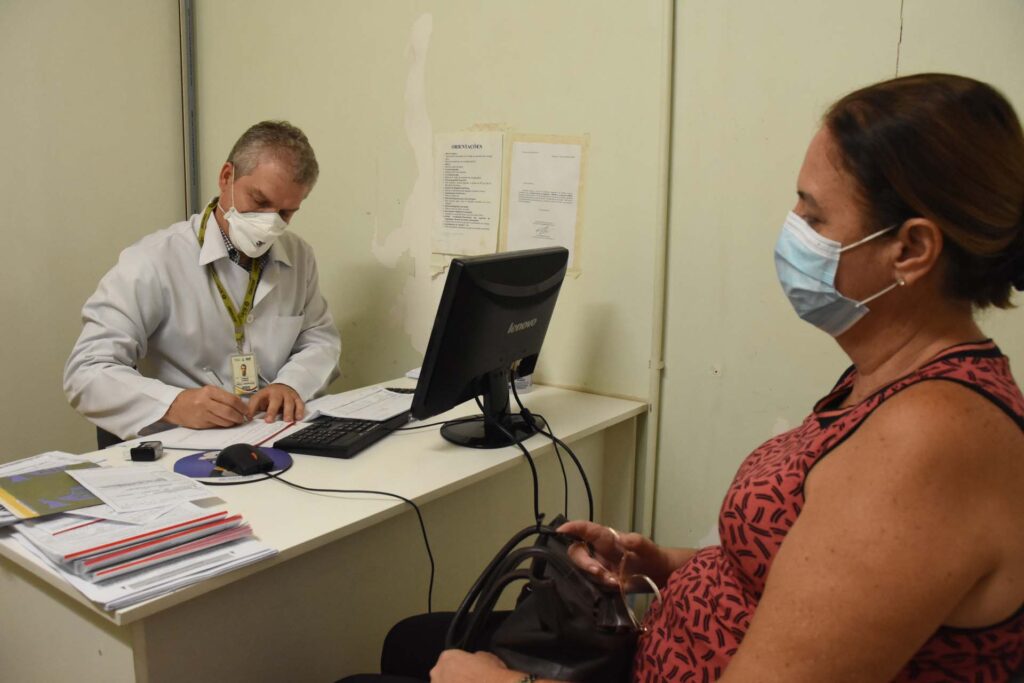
[774,211,902,336]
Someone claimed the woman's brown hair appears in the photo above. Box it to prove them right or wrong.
[825,73,1024,308]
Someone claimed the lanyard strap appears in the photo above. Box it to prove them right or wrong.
[198,200,263,353]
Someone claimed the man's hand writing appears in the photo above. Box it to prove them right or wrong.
[163,386,248,429]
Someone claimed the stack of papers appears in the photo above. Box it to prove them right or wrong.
[5,530,274,611]
[16,506,252,582]
[0,452,277,611]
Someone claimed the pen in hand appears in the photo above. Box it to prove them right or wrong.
[202,366,224,389]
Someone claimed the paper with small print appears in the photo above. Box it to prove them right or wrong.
[305,387,412,422]
[67,466,216,513]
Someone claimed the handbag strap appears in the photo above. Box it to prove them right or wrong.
[447,524,566,649]
[447,528,589,651]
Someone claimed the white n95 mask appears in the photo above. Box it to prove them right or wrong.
[218,167,289,258]
[774,211,902,337]
[219,207,287,258]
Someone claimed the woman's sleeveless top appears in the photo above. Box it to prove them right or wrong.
[633,340,1024,682]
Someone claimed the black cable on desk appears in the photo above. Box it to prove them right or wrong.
[264,471,436,614]
[198,459,435,613]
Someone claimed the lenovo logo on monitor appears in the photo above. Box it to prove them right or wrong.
[507,318,538,334]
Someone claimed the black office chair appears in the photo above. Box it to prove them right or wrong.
[96,427,123,450]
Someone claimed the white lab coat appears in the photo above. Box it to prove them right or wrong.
[64,212,341,439]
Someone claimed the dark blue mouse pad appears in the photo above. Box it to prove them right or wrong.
[173,447,292,480]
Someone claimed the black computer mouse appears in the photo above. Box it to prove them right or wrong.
[215,443,274,476]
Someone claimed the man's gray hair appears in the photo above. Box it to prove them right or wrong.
[227,120,319,187]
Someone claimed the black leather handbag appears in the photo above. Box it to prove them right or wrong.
[446,516,639,682]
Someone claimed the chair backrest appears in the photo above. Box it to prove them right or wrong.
[96,427,122,450]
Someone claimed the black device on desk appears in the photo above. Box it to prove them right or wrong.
[273,412,410,459]
[411,246,569,449]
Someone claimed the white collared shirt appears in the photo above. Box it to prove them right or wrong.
[63,211,341,439]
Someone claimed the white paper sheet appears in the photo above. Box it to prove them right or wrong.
[67,467,216,513]
[0,452,101,477]
[305,387,412,422]
[433,132,504,255]
[136,420,296,451]
[68,501,201,525]
[506,140,584,266]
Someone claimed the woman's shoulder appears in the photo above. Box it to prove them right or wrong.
[814,378,1024,520]
[860,379,1019,472]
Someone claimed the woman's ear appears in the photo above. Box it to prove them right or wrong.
[893,218,944,286]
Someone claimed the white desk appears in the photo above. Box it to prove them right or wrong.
[0,384,646,682]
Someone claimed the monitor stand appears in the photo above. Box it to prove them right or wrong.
[440,368,538,449]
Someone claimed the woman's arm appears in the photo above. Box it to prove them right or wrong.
[718,380,1022,682]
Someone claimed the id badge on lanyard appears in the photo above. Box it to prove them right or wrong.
[231,353,259,395]
[198,201,263,396]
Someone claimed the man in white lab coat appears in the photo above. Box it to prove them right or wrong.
[64,121,341,441]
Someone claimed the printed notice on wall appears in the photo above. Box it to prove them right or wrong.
[504,135,587,270]
[433,132,503,256]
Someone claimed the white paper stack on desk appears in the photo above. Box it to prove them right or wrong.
[6,527,275,611]
[17,507,252,581]
[0,452,277,611]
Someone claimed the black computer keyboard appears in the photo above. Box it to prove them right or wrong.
[274,412,410,459]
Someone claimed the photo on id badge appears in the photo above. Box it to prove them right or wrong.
[232,354,259,395]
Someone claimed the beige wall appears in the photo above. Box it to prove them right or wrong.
[192,0,671,401]
[0,0,185,460]
[655,0,1024,545]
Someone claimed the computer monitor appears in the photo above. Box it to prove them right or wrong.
[411,247,569,449]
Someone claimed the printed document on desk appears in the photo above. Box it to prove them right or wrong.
[67,466,217,513]
[139,420,296,451]
[305,387,413,421]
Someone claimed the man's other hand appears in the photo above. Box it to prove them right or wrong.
[163,386,248,429]
[247,383,304,423]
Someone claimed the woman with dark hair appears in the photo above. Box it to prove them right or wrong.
[351,73,1024,683]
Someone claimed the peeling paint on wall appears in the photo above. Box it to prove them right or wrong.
[371,13,436,354]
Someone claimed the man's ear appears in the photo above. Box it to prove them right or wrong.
[893,218,943,286]
[217,162,233,200]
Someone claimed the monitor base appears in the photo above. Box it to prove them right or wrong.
[440,414,538,449]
